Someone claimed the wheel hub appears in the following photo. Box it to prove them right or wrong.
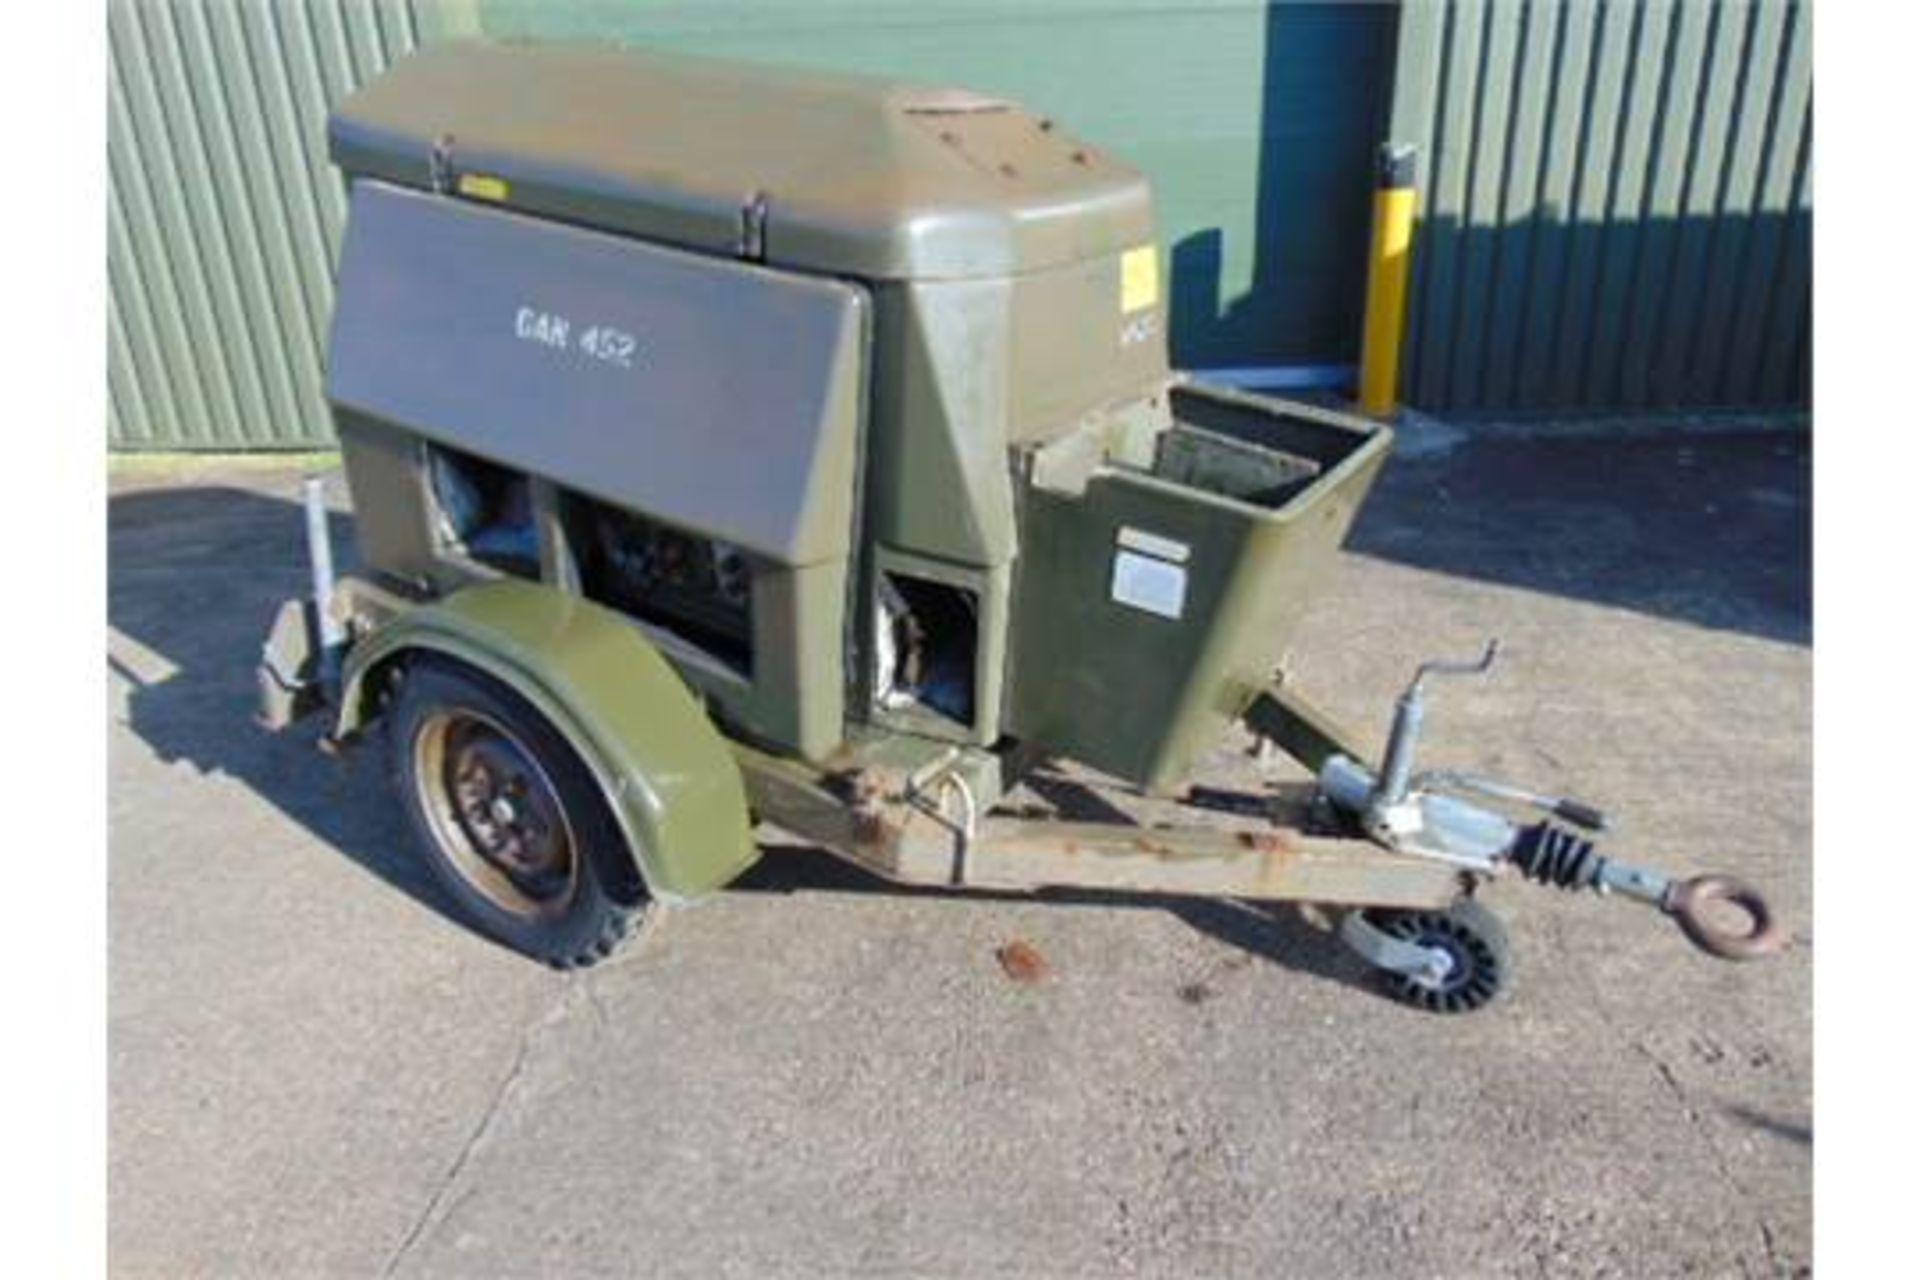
[1407,941,1458,989]
[1396,925,1480,995]
[413,708,579,919]
[446,728,569,892]
[1354,900,1509,1014]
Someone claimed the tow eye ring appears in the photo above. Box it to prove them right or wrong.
[1664,874,1784,961]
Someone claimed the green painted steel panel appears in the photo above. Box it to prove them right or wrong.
[336,580,759,900]
[1393,0,1812,417]
[106,0,480,450]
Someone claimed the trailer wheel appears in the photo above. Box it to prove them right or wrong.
[389,657,649,968]
[1363,896,1509,1014]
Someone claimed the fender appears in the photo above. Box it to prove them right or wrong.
[336,580,757,903]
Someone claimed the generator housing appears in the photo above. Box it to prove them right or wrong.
[322,41,1387,795]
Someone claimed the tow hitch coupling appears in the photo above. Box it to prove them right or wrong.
[1321,641,1785,976]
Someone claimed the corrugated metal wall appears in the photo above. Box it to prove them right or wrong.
[107,0,477,450]
[1393,0,1811,416]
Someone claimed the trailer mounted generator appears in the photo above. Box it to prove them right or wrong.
[258,42,1780,1012]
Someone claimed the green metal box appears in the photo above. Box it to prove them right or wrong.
[1011,384,1390,792]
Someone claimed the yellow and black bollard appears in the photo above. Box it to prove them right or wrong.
[1358,143,1418,418]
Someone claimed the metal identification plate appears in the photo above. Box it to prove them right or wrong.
[1111,525,1190,619]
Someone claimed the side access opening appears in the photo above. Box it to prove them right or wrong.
[564,493,757,680]
[874,572,979,730]
[426,444,539,578]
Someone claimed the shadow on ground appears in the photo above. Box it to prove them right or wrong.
[731,841,1367,995]
[1348,428,1810,646]
[109,482,470,929]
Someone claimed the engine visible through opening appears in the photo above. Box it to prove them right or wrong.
[427,444,539,577]
[875,573,978,726]
[569,494,755,677]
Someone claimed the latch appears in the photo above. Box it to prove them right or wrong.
[737,190,770,261]
[428,133,455,195]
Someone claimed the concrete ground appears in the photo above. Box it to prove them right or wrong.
[109,426,1810,1279]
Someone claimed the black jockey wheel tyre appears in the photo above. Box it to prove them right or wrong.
[389,656,649,969]
[1363,896,1510,1014]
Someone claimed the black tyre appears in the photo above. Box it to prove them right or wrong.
[388,656,649,968]
[1363,896,1510,1014]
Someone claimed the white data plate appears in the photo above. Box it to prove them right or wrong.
[1110,549,1188,620]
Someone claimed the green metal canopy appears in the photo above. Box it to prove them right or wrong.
[328,40,1156,281]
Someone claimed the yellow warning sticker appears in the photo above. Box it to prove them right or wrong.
[1120,244,1159,313]
[457,173,510,202]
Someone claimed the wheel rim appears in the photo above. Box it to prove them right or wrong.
[1381,913,1502,1012]
[412,709,578,921]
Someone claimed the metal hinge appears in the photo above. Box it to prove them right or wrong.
[737,190,770,261]
[428,134,455,195]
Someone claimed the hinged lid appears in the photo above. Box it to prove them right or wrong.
[329,41,1156,281]
[327,182,866,567]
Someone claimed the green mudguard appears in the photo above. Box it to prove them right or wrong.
[338,580,757,902]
